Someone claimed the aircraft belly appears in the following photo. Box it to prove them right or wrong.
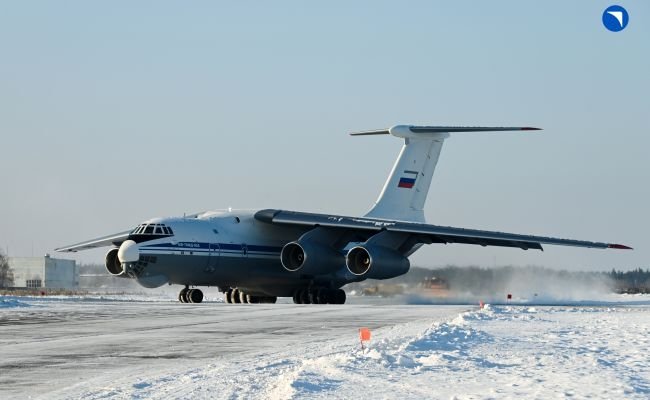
[146,253,302,287]
[216,254,312,287]
[136,274,169,288]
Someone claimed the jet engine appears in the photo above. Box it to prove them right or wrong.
[346,245,410,280]
[281,240,344,276]
[105,248,126,276]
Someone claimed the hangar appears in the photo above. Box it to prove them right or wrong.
[8,255,78,289]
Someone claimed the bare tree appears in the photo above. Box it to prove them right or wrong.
[0,249,14,287]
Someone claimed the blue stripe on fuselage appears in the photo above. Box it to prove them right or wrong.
[141,242,283,254]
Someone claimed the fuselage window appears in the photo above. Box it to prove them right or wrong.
[235,217,240,223]
[144,225,154,234]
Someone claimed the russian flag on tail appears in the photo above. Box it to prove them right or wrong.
[398,170,418,189]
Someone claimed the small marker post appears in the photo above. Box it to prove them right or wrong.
[479,300,484,309]
[359,327,371,350]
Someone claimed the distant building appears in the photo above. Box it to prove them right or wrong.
[8,255,78,289]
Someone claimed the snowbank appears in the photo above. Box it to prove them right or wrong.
[70,304,650,400]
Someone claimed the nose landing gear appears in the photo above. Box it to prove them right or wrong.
[178,286,204,303]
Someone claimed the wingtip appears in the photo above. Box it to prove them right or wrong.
[608,243,633,250]
[521,127,542,131]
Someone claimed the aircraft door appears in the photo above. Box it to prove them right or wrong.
[206,243,220,273]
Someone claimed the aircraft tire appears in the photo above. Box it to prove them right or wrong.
[179,288,189,303]
[239,290,247,304]
[292,290,301,304]
[246,294,259,304]
[299,288,311,304]
[224,289,232,304]
[256,296,273,303]
[308,288,319,304]
[334,289,346,304]
[188,289,203,303]
[232,289,241,304]
[316,288,329,304]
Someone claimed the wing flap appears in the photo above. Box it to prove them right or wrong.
[254,209,630,251]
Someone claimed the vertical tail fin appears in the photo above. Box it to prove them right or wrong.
[352,125,540,222]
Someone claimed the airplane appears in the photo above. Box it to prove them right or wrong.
[56,125,631,304]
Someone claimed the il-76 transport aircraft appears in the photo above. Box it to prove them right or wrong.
[57,125,631,304]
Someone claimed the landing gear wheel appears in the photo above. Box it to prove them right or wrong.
[247,295,262,304]
[231,288,241,304]
[179,287,189,303]
[299,288,311,304]
[333,289,346,304]
[293,290,301,304]
[316,288,329,304]
[239,290,247,304]
[224,289,232,304]
[308,288,320,304]
[188,289,203,303]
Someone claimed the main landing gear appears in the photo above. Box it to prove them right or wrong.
[224,288,277,304]
[178,286,203,303]
[293,288,346,304]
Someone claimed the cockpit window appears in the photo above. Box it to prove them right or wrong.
[132,223,174,236]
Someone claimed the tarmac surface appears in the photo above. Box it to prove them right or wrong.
[0,297,467,398]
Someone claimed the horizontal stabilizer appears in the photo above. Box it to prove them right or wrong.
[349,129,391,136]
[351,125,541,137]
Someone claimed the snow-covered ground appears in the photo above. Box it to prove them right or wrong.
[1,295,649,399]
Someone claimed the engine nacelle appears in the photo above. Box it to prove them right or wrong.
[281,240,344,276]
[346,245,410,280]
[105,248,126,276]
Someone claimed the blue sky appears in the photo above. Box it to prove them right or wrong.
[0,2,648,270]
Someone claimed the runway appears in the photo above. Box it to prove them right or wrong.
[0,297,467,399]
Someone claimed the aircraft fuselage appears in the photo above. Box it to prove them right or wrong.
[113,210,357,297]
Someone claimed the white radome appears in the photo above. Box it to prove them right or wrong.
[117,240,139,263]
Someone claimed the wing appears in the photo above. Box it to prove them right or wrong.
[55,230,132,252]
[254,209,631,251]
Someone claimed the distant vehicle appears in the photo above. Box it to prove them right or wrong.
[56,125,631,304]
[416,277,450,298]
[361,283,405,297]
